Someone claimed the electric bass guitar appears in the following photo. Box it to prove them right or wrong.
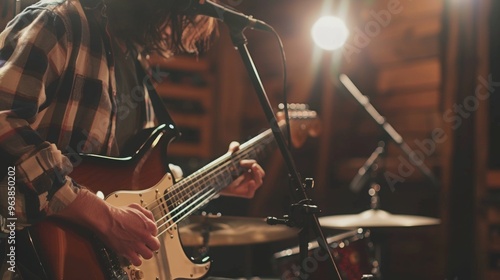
[26,106,320,280]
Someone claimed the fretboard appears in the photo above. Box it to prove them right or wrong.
[164,123,286,224]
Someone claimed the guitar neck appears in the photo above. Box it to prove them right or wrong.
[166,123,285,222]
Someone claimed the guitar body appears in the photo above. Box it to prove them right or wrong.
[29,124,210,280]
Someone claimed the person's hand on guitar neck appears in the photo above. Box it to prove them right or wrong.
[219,141,265,198]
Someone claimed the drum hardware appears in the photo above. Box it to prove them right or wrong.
[322,145,439,280]
[319,183,440,229]
[266,197,342,279]
[335,134,441,229]
[178,214,300,247]
[273,229,377,280]
[339,74,439,190]
[318,209,441,229]
[327,74,445,279]
[321,182,439,280]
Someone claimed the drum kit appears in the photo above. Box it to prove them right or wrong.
[179,203,440,280]
[175,76,441,280]
[177,76,441,279]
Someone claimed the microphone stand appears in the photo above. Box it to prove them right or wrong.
[339,74,440,189]
[349,140,387,193]
[226,23,342,280]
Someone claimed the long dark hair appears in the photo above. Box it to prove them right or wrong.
[105,0,217,55]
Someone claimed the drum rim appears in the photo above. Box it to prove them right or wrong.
[272,228,370,259]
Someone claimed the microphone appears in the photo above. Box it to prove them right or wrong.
[349,146,384,193]
[180,0,272,32]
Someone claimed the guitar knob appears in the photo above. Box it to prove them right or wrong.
[130,268,144,280]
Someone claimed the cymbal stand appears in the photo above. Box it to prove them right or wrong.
[339,74,441,280]
[225,19,342,280]
[349,139,387,194]
[368,184,383,279]
[198,221,211,259]
[350,140,387,279]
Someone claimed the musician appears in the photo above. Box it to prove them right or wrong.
[0,0,265,277]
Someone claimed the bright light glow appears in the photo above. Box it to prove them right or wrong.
[311,16,349,51]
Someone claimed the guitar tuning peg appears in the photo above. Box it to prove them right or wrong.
[278,103,309,110]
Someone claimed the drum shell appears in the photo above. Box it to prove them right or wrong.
[273,229,374,280]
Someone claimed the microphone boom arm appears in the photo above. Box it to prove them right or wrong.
[339,74,440,189]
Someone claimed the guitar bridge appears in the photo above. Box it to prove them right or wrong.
[91,235,128,280]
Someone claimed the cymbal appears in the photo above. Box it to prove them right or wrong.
[179,215,299,247]
[319,209,440,229]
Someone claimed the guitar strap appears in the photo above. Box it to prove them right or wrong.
[134,56,180,135]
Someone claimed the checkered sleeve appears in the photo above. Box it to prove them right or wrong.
[0,7,79,225]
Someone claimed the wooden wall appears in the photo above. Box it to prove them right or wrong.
[0,0,15,30]
[213,0,447,279]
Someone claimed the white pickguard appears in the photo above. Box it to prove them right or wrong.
[104,173,210,280]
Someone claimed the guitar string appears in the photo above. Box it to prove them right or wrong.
[153,172,242,236]
[132,122,287,237]
[156,137,268,216]
[144,130,273,215]
[154,129,286,237]
[145,141,259,214]
[153,145,266,234]
[152,134,278,233]
[151,116,312,236]
[145,120,293,215]
[155,188,220,237]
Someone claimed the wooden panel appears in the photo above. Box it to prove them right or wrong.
[487,271,500,280]
[0,1,15,31]
[386,111,442,134]
[377,58,441,93]
[488,208,500,223]
[167,142,209,158]
[369,34,440,65]
[375,90,440,112]
[150,54,215,159]
[367,5,442,65]
[150,54,210,72]
[386,134,445,159]
[357,111,441,134]
[371,0,443,24]
[209,27,247,154]
[156,83,213,107]
[487,170,500,189]
[335,156,441,183]
[375,13,442,41]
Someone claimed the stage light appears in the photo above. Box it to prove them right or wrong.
[311,16,349,51]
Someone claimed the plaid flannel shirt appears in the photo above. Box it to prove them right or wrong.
[0,0,155,227]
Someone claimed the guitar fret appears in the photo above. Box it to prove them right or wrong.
[158,190,173,230]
